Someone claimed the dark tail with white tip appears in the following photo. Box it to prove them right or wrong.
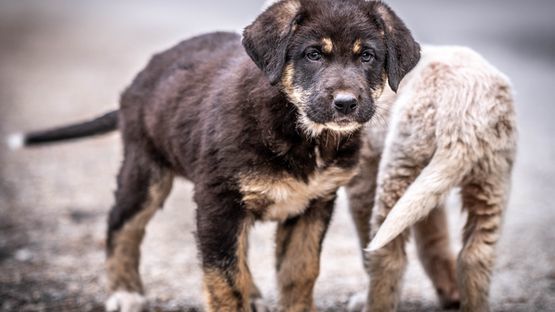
[6,110,118,149]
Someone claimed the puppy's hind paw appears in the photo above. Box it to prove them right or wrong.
[251,297,274,312]
[439,291,461,310]
[105,291,147,312]
[347,291,367,312]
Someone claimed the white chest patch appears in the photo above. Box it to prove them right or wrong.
[240,165,356,222]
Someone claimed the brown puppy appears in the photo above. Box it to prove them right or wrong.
[9,1,419,311]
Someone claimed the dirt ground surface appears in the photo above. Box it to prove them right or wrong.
[1,0,554,311]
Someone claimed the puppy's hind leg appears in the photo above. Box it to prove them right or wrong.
[457,169,511,312]
[413,203,460,309]
[365,133,435,311]
[105,145,174,312]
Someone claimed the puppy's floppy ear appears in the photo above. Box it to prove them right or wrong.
[368,1,420,92]
[242,0,302,85]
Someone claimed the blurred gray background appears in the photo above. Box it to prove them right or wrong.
[0,0,553,311]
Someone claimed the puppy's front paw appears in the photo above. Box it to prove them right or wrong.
[347,291,367,312]
[105,291,147,312]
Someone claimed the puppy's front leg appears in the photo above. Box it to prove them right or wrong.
[195,188,255,312]
[275,196,335,312]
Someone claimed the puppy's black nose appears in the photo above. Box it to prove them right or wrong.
[333,93,358,115]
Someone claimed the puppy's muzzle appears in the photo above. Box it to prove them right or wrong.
[333,92,358,115]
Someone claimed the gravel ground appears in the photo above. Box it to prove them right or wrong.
[0,0,554,311]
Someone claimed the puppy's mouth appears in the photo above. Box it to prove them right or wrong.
[324,118,363,133]
[298,112,363,137]
[334,117,356,125]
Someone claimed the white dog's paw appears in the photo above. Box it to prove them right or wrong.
[347,291,367,312]
[251,297,273,312]
[105,291,147,312]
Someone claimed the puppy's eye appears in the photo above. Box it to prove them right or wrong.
[306,50,322,61]
[361,50,374,63]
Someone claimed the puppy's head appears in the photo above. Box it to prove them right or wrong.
[243,0,420,136]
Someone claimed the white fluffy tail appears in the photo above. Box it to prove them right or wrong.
[366,147,471,251]
[365,46,509,252]
[6,133,25,150]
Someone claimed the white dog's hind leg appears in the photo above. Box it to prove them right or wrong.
[458,169,512,312]
[414,203,460,309]
[105,291,147,312]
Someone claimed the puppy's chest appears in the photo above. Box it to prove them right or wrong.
[239,149,357,222]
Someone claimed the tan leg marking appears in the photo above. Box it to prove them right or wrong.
[203,218,254,312]
[106,172,173,293]
[275,199,334,312]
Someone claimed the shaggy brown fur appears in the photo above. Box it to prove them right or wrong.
[346,46,517,312]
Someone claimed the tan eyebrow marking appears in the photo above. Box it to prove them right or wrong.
[353,39,362,54]
[322,38,333,53]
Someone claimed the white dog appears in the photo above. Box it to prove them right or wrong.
[346,45,517,311]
